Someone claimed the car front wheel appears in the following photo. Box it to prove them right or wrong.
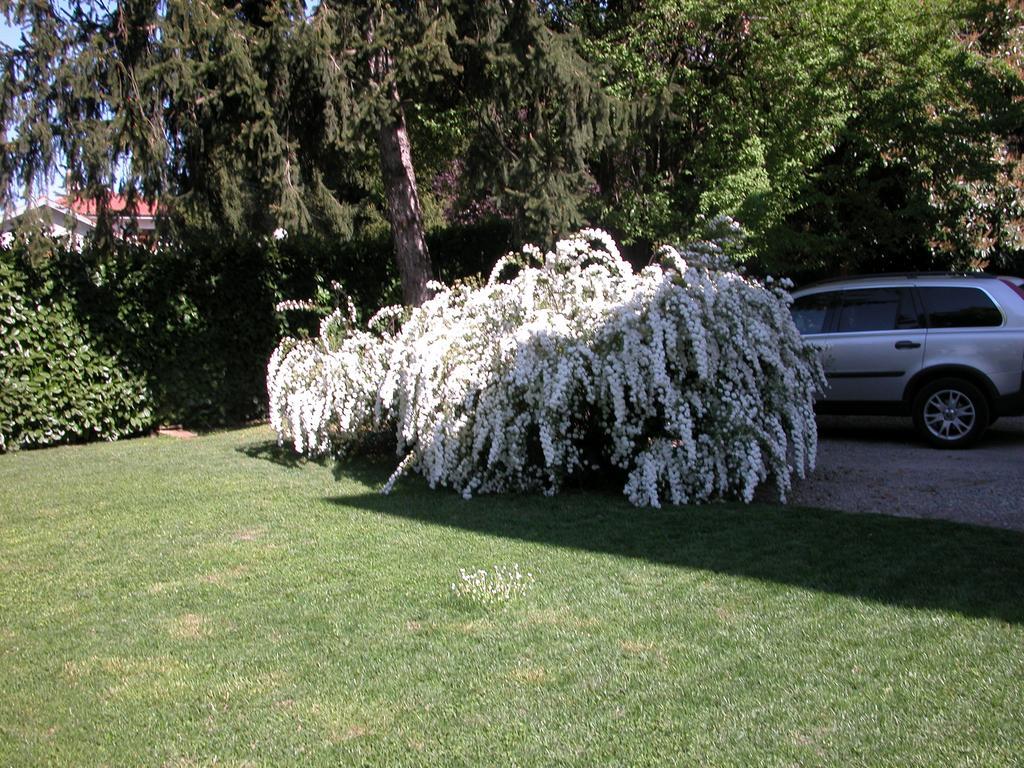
[912,378,989,449]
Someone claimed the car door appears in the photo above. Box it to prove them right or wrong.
[918,284,1022,397]
[817,287,926,402]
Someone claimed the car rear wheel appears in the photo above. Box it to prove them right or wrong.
[912,378,989,449]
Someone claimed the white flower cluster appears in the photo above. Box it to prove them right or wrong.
[267,227,825,506]
[267,303,403,455]
[274,298,319,313]
[450,564,535,606]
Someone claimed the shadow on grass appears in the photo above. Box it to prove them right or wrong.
[237,440,316,469]
[327,483,1024,625]
[238,439,398,484]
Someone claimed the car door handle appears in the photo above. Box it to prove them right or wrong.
[894,340,921,349]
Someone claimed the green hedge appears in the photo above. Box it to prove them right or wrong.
[0,219,514,451]
[0,250,152,451]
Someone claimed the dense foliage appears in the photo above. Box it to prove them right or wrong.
[2,1,1022,444]
[0,0,613,303]
[0,220,513,450]
[269,226,825,507]
[3,1,1020,287]
[568,0,1024,275]
[0,241,151,450]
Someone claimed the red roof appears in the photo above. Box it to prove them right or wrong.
[58,194,159,217]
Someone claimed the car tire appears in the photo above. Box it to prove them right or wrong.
[912,378,989,449]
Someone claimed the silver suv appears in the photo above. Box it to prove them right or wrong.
[790,274,1024,447]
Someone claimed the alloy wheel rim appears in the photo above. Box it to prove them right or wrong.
[923,389,976,441]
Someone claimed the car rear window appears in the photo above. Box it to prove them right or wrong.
[918,287,1002,328]
[790,292,838,334]
[835,288,919,332]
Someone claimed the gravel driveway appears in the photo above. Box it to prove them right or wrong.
[773,414,1024,531]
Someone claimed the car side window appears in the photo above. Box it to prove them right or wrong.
[791,292,839,334]
[835,288,919,333]
[918,287,1003,328]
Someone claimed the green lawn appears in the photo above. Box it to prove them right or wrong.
[1,426,1021,766]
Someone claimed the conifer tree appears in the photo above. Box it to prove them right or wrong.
[0,0,614,304]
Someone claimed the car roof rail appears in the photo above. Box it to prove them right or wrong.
[798,271,997,290]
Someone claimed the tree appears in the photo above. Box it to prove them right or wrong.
[0,0,615,305]
[563,0,1024,274]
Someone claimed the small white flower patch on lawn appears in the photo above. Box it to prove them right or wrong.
[451,564,535,607]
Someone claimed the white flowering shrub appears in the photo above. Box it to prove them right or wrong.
[267,299,406,456]
[451,565,535,606]
[268,225,825,506]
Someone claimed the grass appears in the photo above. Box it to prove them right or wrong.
[0,426,1022,766]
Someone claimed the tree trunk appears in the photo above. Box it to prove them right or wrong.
[368,8,434,307]
[376,105,434,306]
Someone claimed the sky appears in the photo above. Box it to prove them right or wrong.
[0,19,23,48]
